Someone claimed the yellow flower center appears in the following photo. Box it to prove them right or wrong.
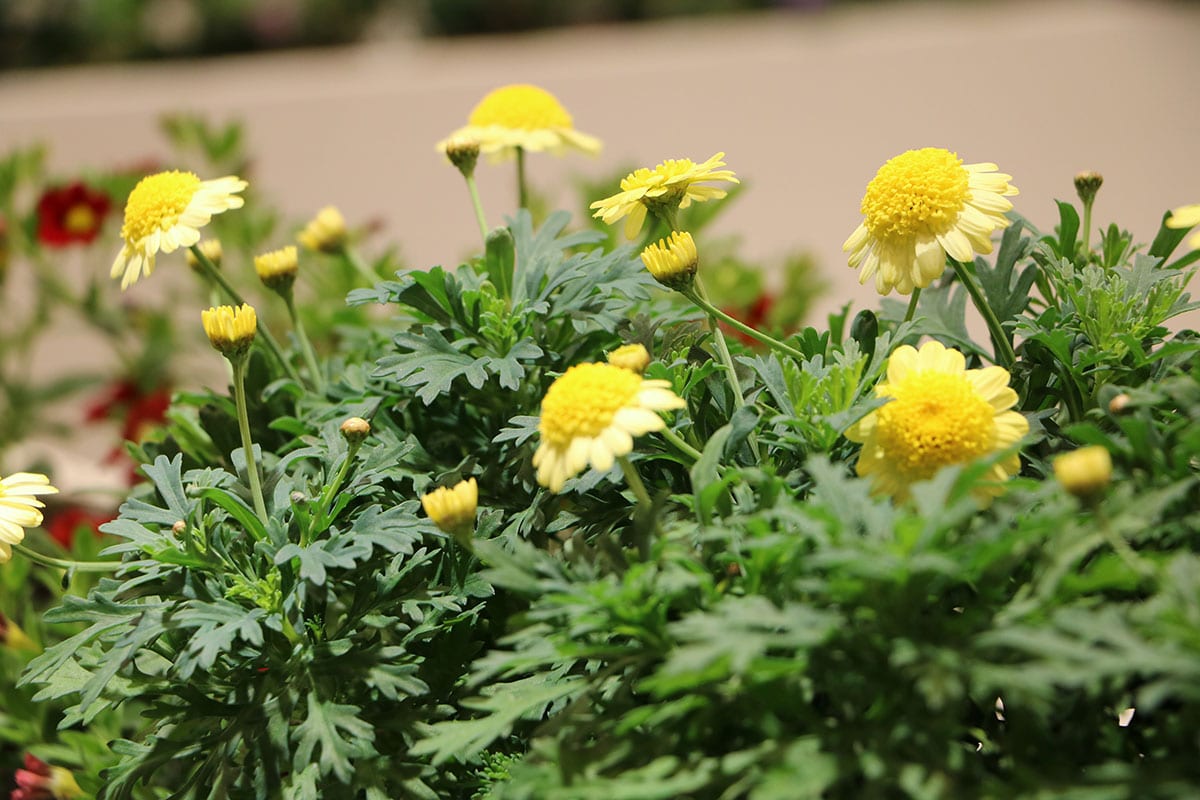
[121,171,201,243]
[63,204,98,234]
[540,363,643,447]
[861,148,969,241]
[469,84,573,131]
[874,370,995,480]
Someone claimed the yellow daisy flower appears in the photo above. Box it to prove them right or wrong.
[591,153,739,240]
[298,206,348,254]
[846,341,1027,503]
[606,343,651,374]
[437,84,601,162]
[111,170,246,289]
[534,363,686,493]
[421,478,479,537]
[843,148,1019,296]
[0,472,58,564]
[254,245,299,290]
[1166,203,1200,249]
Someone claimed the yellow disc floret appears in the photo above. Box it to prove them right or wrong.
[540,364,644,448]
[874,371,996,481]
[469,84,574,130]
[846,340,1027,503]
[533,362,686,493]
[120,171,202,243]
[861,148,970,242]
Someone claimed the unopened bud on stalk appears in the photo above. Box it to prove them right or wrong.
[641,231,698,291]
[254,246,299,292]
[1108,393,1132,415]
[607,343,651,374]
[201,303,257,359]
[1074,171,1103,206]
[444,135,481,179]
[421,477,478,546]
[186,238,224,272]
[171,520,186,535]
[1053,445,1113,499]
[298,206,348,254]
[340,416,371,446]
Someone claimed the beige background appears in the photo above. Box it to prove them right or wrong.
[2,0,1198,492]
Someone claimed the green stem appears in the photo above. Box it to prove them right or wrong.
[1081,198,1094,262]
[516,147,528,210]
[693,277,760,460]
[13,542,122,572]
[340,244,379,286]
[283,291,325,394]
[903,288,922,323]
[189,245,301,384]
[465,175,489,246]
[304,447,357,546]
[659,425,703,462]
[232,358,270,528]
[617,455,652,508]
[1096,506,1153,579]
[684,287,807,362]
[951,257,1017,368]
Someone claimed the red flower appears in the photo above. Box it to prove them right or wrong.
[36,182,111,247]
[44,506,112,550]
[12,753,84,799]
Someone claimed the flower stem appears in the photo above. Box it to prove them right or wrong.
[283,291,325,394]
[13,542,122,573]
[189,245,301,384]
[659,425,703,463]
[1080,197,1094,262]
[465,175,489,247]
[684,286,807,362]
[304,444,359,546]
[903,288,922,323]
[950,257,1016,368]
[617,455,652,509]
[692,276,761,460]
[232,358,270,527]
[516,147,528,210]
[340,244,379,286]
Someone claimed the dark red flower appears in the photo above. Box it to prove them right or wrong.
[36,182,111,247]
[12,752,84,799]
[44,506,112,550]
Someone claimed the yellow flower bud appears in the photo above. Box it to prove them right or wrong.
[1053,445,1113,498]
[298,206,347,254]
[254,245,298,292]
[201,303,257,359]
[606,343,651,374]
[641,230,698,291]
[186,238,224,272]
[420,478,478,543]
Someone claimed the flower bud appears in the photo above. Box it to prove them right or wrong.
[1108,393,1131,415]
[298,206,348,254]
[340,416,371,445]
[1053,445,1113,498]
[186,238,223,272]
[443,135,481,179]
[171,520,187,535]
[606,343,651,374]
[201,304,257,359]
[254,245,299,292]
[1074,171,1103,206]
[640,230,698,291]
[420,477,478,545]
[0,612,37,652]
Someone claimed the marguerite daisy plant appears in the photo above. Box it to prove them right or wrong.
[111,170,246,289]
[846,341,1027,503]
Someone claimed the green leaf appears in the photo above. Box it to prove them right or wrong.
[293,694,377,784]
